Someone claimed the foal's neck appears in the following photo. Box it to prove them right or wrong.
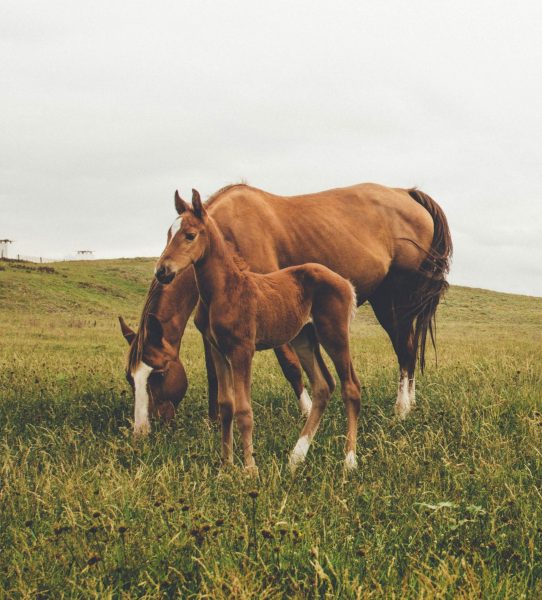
[194,217,243,306]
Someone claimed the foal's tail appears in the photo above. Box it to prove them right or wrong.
[407,189,453,372]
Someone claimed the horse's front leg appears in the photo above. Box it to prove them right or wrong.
[209,346,235,466]
[230,346,257,475]
[203,336,219,422]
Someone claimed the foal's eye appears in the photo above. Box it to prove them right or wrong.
[185,232,196,241]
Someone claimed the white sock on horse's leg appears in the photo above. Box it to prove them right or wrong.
[409,377,416,406]
[394,369,411,419]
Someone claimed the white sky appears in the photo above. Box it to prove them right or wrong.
[2,1,541,295]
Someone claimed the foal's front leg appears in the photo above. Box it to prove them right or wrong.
[230,346,257,474]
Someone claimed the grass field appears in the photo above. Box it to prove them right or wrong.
[1,258,542,598]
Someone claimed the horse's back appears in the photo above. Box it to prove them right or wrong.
[208,183,438,299]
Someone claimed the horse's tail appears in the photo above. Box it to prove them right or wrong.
[407,188,453,372]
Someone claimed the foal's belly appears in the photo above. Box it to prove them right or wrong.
[254,299,309,351]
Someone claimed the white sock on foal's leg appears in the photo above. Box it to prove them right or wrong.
[394,369,411,419]
[344,450,357,471]
[298,388,312,417]
[289,435,311,472]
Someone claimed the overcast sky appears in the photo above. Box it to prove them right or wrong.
[2,1,541,296]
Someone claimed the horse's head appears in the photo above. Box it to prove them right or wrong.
[119,313,187,436]
[154,189,208,285]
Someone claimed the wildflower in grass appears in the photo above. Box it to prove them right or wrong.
[261,529,273,540]
[92,511,101,518]
[248,490,259,499]
[24,519,33,527]
[181,505,190,512]
[117,525,127,534]
[154,500,162,507]
[215,518,224,527]
[87,555,101,566]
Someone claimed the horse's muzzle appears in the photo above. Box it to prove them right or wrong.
[155,265,175,284]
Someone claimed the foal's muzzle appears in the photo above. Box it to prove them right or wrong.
[155,265,175,284]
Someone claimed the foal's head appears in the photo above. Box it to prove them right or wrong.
[154,189,208,285]
[119,313,187,434]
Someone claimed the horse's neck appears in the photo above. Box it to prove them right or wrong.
[149,268,199,349]
[194,219,243,307]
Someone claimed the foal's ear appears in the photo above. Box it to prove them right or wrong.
[118,316,136,345]
[174,190,190,215]
[191,188,206,218]
[146,313,164,347]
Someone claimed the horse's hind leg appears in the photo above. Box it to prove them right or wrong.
[203,337,219,422]
[369,280,417,419]
[287,325,335,471]
[274,343,312,417]
[210,346,236,467]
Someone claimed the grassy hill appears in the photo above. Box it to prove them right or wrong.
[1,258,541,598]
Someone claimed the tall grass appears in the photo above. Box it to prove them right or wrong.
[1,259,541,598]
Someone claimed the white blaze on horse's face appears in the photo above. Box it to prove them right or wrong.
[168,217,182,244]
[169,216,182,237]
[133,362,153,435]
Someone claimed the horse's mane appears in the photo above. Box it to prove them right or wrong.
[128,277,161,371]
[205,182,251,207]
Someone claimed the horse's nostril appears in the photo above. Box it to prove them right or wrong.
[155,265,175,284]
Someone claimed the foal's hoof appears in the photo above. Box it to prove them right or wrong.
[344,451,358,472]
[244,465,259,478]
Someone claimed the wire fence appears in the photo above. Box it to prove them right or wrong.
[1,254,98,264]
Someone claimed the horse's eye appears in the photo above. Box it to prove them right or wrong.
[185,232,196,241]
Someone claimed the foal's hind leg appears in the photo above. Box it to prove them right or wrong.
[274,343,312,417]
[288,327,336,471]
[369,283,417,419]
[311,299,361,471]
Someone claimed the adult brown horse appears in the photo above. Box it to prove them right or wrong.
[120,182,451,435]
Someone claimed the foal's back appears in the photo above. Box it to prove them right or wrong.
[249,262,356,351]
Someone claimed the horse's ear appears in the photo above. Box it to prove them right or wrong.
[192,189,206,218]
[175,190,190,215]
[118,316,136,345]
[146,313,164,347]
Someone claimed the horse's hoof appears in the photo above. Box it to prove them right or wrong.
[394,402,411,420]
[244,465,259,478]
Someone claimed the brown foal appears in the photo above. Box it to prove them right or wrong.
[156,189,361,473]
